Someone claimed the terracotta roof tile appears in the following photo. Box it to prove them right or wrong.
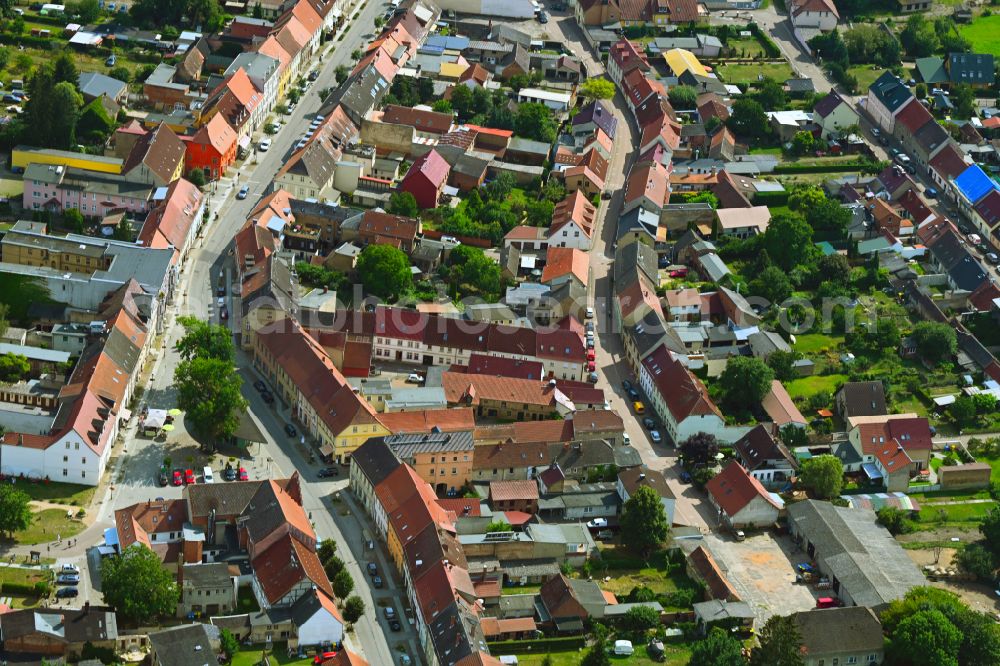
[541,247,589,285]
[705,461,782,517]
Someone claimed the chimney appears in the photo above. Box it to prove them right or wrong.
[177,551,185,588]
[286,471,303,506]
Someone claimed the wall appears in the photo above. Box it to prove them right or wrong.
[938,463,992,490]
[360,120,414,155]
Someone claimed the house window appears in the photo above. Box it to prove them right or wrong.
[846,658,857,665]
[63,456,68,462]
[63,469,68,476]
[866,656,877,663]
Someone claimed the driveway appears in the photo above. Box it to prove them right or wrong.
[703,531,820,624]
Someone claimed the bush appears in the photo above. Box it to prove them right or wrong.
[2,581,47,596]
[751,190,790,207]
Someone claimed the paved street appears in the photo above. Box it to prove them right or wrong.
[50,3,411,663]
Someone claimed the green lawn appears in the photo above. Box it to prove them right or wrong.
[0,566,52,587]
[515,644,694,666]
[974,455,1000,480]
[15,509,86,546]
[785,374,848,400]
[847,65,887,91]
[236,586,261,613]
[230,645,314,666]
[960,14,1000,56]
[717,61,795,86]
[725,38,767,58]
[917,501,997,524]
[7,478,96,506]
[793,333,843,354]
[588,548,701,608]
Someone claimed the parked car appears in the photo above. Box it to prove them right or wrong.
[383,607,396,619]
[308,70,319,81]
[60,564,80,574]
[261,391,275,404]
[172,470,184,486]
[373,575,383,588]
[367,562,378,576]
[318,467,339,478]
[585,306,594,318]
[650,430,662,444]
[389,620,402,631]
[406,373,424,383]
[633,401,645,414]
[237,185,249,200]
[642,417,656,429]
[185,469,196,485]
[587,372,598,383]
[537,10,549,22]
[105,55,116,66]
[627,388,640,401]
[925,187,939,198]
[440,235,460,245]
[238,467,249,481]
[158,467,169,486]
[585,322,594,333]
[668,268,688,278]
[586,361,596,372]
[56,586,79,598]
[284,423,297,437]
[587,338,595,349]
[622,379,632,392]
[258,138,271,151]
[224,465,237,481]
[987,252,1000,265]
[586,518,608,528]
[57,573,80,585]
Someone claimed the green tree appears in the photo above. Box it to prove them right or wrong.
[76,0,101,22]
[0,484,33,538]
[108,65,132,84]
[690,627,747,666]
[749,615,804,666]
[620,605,660,632]
[342,595,365,623]
[763,212,817,272]
[876,506,910,535]
[174,357,248,442]
[952,83,975,118]
[0,352,30,383]
[332,569,354,598]
[175,316,234,362]
[187,168,206,188]
[357,244,413,301]
[580,638,610,666]
[753,77,787,110]
[64,208,85,233]
[447,245,503,301]
[766,349,801,382]
[52,52,79,88]
[335,65,349,84]
[450,84,474,120]
[432,99,453,113]
[915,82,928,99]
[888,609,961,666]
[101,544,179,623]
[790,130,815,156]
[900,14,940,57]
[950,395,977,426]
[318,539,337,563]
[579,77,615,101]
[980,506,1000,556]
[719,356,775,410]
[514,102,557,143]
[727,98,769,141]
[0,303,9,339]
[750,265,792,305]
[667,85,697,109]
[219,628,239,663]
[816,253,851,284]
[0,46,9,73]
[799,454,843,499]
[387,191,419,217]
[954,543,995,581]
[76,97,115,144]
[911,321,957,366]
[620,486,669,557]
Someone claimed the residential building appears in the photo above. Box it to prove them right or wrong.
[705,462,783,529]
[761,380,807,429]
[137,177,205,268]
[0,607,118,661]
[179,562,235,617]
[490,479,540,514]
[835,381,887,419]
[639,344,725,443]
[789,0,839,31]
[813,90,859,139]
[617,466,676,525]
[148,623,220,666]
[866,72,914,134]
[715,205,770,238]
[185,114,238,181]
[791,606,885,666]
[400,148,450,209]
[548,190,596,250]
[732,424,798,490]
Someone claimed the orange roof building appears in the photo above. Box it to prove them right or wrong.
[185,113,238,181]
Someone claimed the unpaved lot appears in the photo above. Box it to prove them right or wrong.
[703,531,819,624]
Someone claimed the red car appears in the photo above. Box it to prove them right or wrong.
[238,467,249,481]
[668,269,688,278]
[171,470,183,486]
[586,350,595,361]
[184,469,195,485]
[313,652,337,664]
[586,361,596,372]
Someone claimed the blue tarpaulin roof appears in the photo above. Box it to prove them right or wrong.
[425,35,470,50]
[954,164,999,204]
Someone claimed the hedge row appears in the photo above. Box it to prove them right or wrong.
[747,23,782,58]
[773,162,867,174]
[487,636,586,654]
[2,581,49,596]
[751,190,790,206]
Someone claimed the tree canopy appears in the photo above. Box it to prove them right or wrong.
[762,212,817,272]
[690,627,747,666]
[727,98,770,141]
[387,191,419,217]
[749,615,804,666]
[579,78,615,101]
[174,357,248,443]
[175,316,234,363]
[514,103,558,143]
[357,244,413,301]
[719,356,775,411]
[445,245,503,302]
[799,454,843,499]
[343,595,365,624]
[0,484,32,538]
[667,85,697,109]
[910,321,957,366]
[101,544,179,624]
[680,432,720,467]
[620,486,669,557]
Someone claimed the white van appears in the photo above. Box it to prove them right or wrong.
[203,466,215,483]
[614,640,634,656]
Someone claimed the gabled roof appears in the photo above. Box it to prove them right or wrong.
[193,113,237,155]
[123,123,186,184]
[733,424,796,472]
[948,52,995,86]
[251,532,333,604]
[641,344,722,422]
[382,104,454,134]
[761,380,807,427]
[793,607,883,659]
[541,247,589,285]
[572,100,618,139]
[550,190,596,239]
[955,164,1000,204]
[705,461,782,517]
[869,72,913,114]
[405,148,450,187]
[790,0,839,18]
[836,381,887,417]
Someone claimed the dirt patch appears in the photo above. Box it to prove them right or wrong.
[747,551,776,566]
[906,547,957,569]
[896,525,979,544]
[929,580,1000,616]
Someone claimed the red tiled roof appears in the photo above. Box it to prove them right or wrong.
[377,408,475,434]
[406,148,449,187]
[706,461,782,517]
[193,114,237,155]
[609,39,650,77]
[541,247,589,285]
[929,144,969,180]
[550,190,596,238]
[381,104,453,134]
[894,98,932,134]
[436,498,482,516]
[489,480,539,502]
[251,533,334,604]
[464,353,544,380]
[968,281,1000,312]
[642,344,722,422]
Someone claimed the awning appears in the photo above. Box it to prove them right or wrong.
[862,462,883,480]
[320,443,334,458]
[553,617,584,633]
[238,135,251,149]
[118,408,131,422]
[103,527,119,548]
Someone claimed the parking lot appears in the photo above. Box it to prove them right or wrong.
[703,531,819,624]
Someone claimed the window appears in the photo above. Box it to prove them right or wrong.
[866,656,877,663]
[63,469,68,477]
[63,456,68,462]
[846,658,857,665]
[452,468,457,475]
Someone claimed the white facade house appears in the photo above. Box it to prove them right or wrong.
[293,592,345,648]
[549,219,592,250]
[640,344,726,444]
[226,53,280,116]
[789,0,839,31]
[516,88,572,112]
[814,91,860,140]
[706,462,784,529]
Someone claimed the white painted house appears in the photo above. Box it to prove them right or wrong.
[639,344,726,444]
[705,462,784,529]
[789,0,839,31]
[813,90,860,140]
